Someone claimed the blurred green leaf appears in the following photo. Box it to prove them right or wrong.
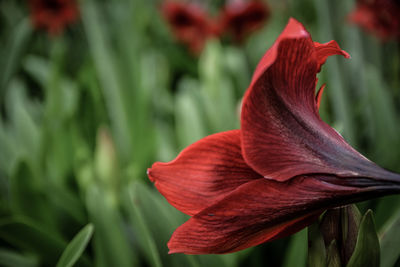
[125,182,199,267]
[314,0,356,145]
[347,210,380,267]
[86,185,136,267]
[224,47,250,94]
[0,121,19,175]
[175,79,207,148]
[5,80,41,170]
[307,222,326,267]
[123,182,162,267]
[0,217,66,266]
[9,161,54,229]
[56,224,94,267]
[23,56,49,86]
[81,0,132,162]
[0,18,31,98]
[364,64,400,167]
[199,41,237,132]
[154,120,178,162]
[282,229,307,267]
[326,240,341,267]
[379,209,400,267]
[0,248,38,267]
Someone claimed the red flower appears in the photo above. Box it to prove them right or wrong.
[28,0,79,35]
[148,19,400,254]
[349,0,400,39]
[161,1,218,54]
[218,0,270,42]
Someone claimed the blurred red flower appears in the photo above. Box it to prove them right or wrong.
[148,18,400,254]
[29,0,79,35]
[162,0,270,53]
[161,1,217,54]
[219,0,270,42]
[349,0,400,39]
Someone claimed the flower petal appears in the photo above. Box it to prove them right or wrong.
[147,130,262,216]
[349,0,400,40]
[161,1,216,54]
[168,175,364,254]
[219,0,270,42]
[250,18,309,88]
[314,40,350,71]
[241,18,387,182]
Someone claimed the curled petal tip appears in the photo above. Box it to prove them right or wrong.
[341,50,351,59]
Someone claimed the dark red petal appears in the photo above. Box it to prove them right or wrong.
[147,130,262,216]
[29,0,79,35]
[249,18,309,87]
[241,18,389,182]
[161,1,216,54]
[314,41,350,71]
[316,84,326,110]
[220,0,270,42]
[168,176,363,254]
[348,0,400,40]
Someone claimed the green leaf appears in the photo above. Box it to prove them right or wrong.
[126,182,199,267]
[56,224,94,267]
[9,161,55,229]
[123,183,162,267]
[0,217,66,266]
[313,0,356,145]
[23,56,50,87]
[347,210,380,267]
[86,185,136,267]
[364,64,400,167]
[81,0,132,162]
[307,222,326,267]
[0,248,38,267]
[0,18,31,98]
[199,41,237,132]
[379,209,400,267]
[5,80,41,168]
[282,229,307,267]
[175,79,207,149]
[126,182,237,267]
[326,240,341,267]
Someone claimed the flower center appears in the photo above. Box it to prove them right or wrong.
[43,0,62,11]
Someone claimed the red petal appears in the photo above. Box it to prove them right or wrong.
[168,176,361,254]
[348,0,400,40]
[161,1,216,54]
[314,41,350,72]
[241,18,383,182]
[316,83,326,110]
[219,0,270,42]
[250,18,309,88]
[147,130,262,216]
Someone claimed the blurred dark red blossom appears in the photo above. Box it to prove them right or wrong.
[161,1,218,54]
[148,19,400,254]
[349,0,400,39]
[219,0,269,42]
[161,0,269,53]
[28,0,79,35]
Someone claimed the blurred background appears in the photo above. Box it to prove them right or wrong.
[0,0,400,266]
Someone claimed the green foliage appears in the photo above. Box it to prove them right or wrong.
[380,210,400,267]
[347,210,380,267]
[56,224,94,267]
